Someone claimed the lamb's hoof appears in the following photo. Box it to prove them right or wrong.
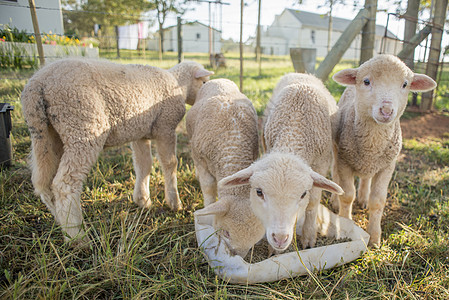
[133,194,152,209]
[356,199,368,210]
[167,199,183,211]
[300,236,316,250]
[65,231,91,250]
[368,236,381,248]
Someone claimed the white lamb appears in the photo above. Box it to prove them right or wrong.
[187,79,264,257]
[219,73,343,252]
[21,58,213,241]
[331,54,436,246]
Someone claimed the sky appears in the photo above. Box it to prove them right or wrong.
[157,0,412,42]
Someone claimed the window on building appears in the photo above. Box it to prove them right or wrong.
[196,33,201,39]
[311,30,315,44]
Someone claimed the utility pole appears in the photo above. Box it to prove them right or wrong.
[327,0,333,53]
[256,0,262,76]
[190,1,230,63]
[239,0,244,91]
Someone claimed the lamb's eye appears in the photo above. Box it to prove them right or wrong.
[363,78,370,86]
[402,81,408,88]
[256,188,264,199]
[301,191,307,199]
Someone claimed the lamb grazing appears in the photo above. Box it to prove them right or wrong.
[187,78,264,258]
[219,73,344,253]
[331,54,437,246]
[21,58,213,242]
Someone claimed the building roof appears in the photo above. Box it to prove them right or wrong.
[285,9,397,39]
[164,21,221,33]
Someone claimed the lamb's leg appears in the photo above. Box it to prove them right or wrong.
[301,187,321,249]
[357,177,372,209]
[330,144,340,211]
[367,162,395,247]
[155,134,182,211]
[52,145,100,242]
[195,163,217,206]
[131,139,153,208]
[337,163,356,219]
[29,125,63,216]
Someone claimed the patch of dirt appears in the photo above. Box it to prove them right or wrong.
[401,110,449,140]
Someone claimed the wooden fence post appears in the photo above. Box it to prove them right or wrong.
[115,26,120,58]
[28,0,45,66]
[177,17,182,63]
[421,0,448,111]
[239,0,244,92]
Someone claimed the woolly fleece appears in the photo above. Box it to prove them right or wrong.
[21,58,212,241]
[332,54,437,246]
[187,79,263,258]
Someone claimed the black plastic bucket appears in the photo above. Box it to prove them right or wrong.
[0,103,14,168]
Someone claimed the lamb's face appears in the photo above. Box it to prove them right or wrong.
[194,197,265,258]
[354,60,413,125]
[333,54,437,124]
[248,156,314,252]
[217,153,343,254]
[214,205,265,257]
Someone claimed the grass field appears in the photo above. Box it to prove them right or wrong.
[1,52,448,299]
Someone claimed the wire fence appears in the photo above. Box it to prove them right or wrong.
[0,1,372,65]
[378,12,449,107]
[2,1,449,104]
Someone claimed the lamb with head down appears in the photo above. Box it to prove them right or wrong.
[188,78,264,258]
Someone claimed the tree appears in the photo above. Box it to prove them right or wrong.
[62,0,150,37]
[150,0,188,54]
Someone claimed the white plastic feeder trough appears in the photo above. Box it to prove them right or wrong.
[195,204,369,284]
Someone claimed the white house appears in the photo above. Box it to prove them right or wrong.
[148,21,222,53]
[260,9,401,60]
[0,0,64,35]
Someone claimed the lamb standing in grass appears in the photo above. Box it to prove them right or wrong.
[21,58,213,241]
[219,73,343,252]
[331,54,436,246]
[187,79,264,257]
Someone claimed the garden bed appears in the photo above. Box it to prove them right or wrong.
[0,41,99,68]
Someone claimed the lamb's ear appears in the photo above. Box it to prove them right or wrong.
[310,171,344,195]
[195,69,214,78]
[194,200,230,218]
[332,68,358,86]
[410,74,437,92]
[218,166,254,188]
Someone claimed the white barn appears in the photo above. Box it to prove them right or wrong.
[0,0,64,35]
[148,21,221,53]
[261,9,401,60]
